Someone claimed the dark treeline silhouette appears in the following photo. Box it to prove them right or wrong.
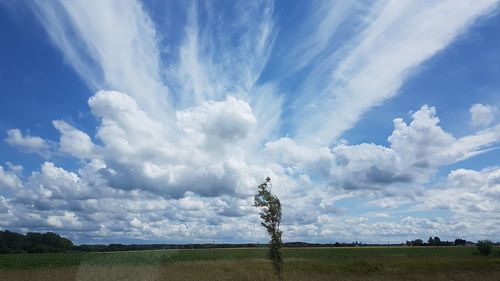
[73,242,395,252]
[72,242,390,252]
[2,229,498,254]
[73,243,268,252]
[0,230,73,254]
[406,237,473,246]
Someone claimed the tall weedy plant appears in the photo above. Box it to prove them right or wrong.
[254,177,283,280]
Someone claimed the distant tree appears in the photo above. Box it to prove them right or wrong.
[61,237,74,251]
[0,230,26,253]
[254,177,283,280]
[26,232,44,253]
[0,230,76,253]
[413,239,423,246]
[454,239,466,246]
[428,236,434,246]
[433,236,441,246]
[477,240,493,256]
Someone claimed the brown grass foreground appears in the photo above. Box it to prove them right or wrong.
[1,256,500,281]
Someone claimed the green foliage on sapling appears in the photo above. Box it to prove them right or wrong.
[254,177,283,280]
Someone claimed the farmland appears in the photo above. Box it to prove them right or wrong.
[1,246,499,280]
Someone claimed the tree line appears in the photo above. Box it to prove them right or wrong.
[0,230,73,254]
[73,243,268,252]
[406,237,472,246]
[2,229,497,255]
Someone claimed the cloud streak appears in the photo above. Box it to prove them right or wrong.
[291,0,499,144]
[169,1,276,109]
[30,0,171,120]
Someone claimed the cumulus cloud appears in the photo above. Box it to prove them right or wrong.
[88,90,170,164]
[470,103,497,127]
[270,105,499,191]
[53,120,96,159]
[4,129,51,157]
[413,167,500,240]
[177,96,257,150]
[330,143,408,190]
[424,167,500,213]
[3,94,499,243]
[24,162,103,200]
[0,165,22,190]
[82,91,263,198]
[47,211,81,229]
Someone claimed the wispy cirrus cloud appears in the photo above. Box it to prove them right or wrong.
[169,1,276,107]
[29,0,171,120]
[291,0,499,144]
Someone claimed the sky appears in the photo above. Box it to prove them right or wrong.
[0,0,499,244]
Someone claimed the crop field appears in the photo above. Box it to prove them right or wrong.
[1,246,500,281]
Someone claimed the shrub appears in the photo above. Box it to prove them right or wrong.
[476,240,493,256]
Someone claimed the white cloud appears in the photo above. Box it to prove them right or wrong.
[53,120,96,159]
[0,165,22,190]
[443,124,500,162]
[24,162,102,200]
[30,0,171,121]
[387,105,456,176]
[5,162,23,175]
[265,137,333,178]
[4,129,51,157]
[330,143,406,190]
[177,96,257,147]
[414,166,500,240]
[266,137,332,167]
[170,1,275,107]
[292,0,499,144]
[273,1,363,75]
[88,90,171,164]
[425,167,500,212]
[47,211,81,228]
[83,91,264,198]
[268,105,500,190]
[470,103,497,127]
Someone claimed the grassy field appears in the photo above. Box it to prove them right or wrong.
[1,246,499,280]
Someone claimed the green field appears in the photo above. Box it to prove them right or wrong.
[1,247,499,280]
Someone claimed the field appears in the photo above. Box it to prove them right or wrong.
[1,246,500,280]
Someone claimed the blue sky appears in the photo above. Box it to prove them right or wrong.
[0,0,499,244]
